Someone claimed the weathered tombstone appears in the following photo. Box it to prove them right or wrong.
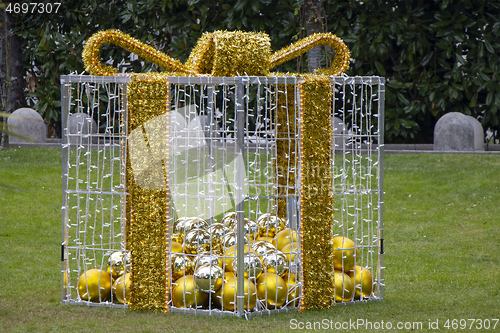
[434,112,484,151]
[68,113,98,146]
[7,107,47,144]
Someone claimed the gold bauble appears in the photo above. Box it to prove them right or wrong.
[281,242,298,263]
[194,264,224,294]
[223,232,248,249]
[273,228,298,251]
[113,273,131,304]
[183,228,211,254]
[223,244,253,272]
[256,272,288,309]
[78,269,112,302]
[262,251,289,277]
[251,240,276,261]
[171,233,184,244]
[171,253,194,280]
[174,217,208,235]
[107,251,126,279]
[207,223,228,254]
[172,275,209,308]
[243,219,259,243]
[194,253,222,270]
[347,265,374,299]
[220,212,237,230]
[332,236,356,273]
[171,241,183,253]
[283,273,299,307]
[255,235,275,244]
[231,252,263,280]
[256,213,284,238]
[220,277,257,311]
[332,270,354,303]
[212,272,236,309]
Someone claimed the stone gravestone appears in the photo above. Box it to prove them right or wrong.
[7,107,47,144]
[434,112,484,151]
[68,113,98,146]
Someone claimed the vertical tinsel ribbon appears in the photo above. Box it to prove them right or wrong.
[299,75,334,309]
[126,74,170,311]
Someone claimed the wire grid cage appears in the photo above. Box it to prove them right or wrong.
[60,74,385,316]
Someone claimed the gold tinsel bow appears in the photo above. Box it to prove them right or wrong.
[82,29,350,77]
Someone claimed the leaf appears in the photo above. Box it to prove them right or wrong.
[484,40,494,54]
[375,61,386,76]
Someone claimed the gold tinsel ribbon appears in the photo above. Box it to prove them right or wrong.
[83,29,347,311]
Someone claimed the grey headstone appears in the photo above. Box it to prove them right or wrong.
[68,113,98,146]
[7,108,46,144]
[434,112,484,151]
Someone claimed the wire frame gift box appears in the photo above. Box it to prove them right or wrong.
[60,73,385,317]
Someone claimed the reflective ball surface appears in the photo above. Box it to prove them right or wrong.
[113,273,131,304]
[256,272,288,309]
[332,270,354,303]
[220,277,257,311]
[183,228,211,254]
[172,275,208,308]
[262,251,289,277]
[194,264,224,293]
[231,252,263,280]
[256,213,285,238]
[78,269,112,302]
[171,253,194,280]
[332,236,357,273]
[347,265,374,299]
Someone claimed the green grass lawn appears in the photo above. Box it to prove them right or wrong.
[1,148,499,332]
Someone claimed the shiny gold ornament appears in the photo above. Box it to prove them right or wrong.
[274,228,299,251]
[113,273,131,304]
[171,241,183,253]
[348,266,374,299]
[171,253,194,281]
[281,242,298,263]
[194,264,224,294]
[223,231,248,249]
[77,269,112,302]
[171,233,184,244]
[256,272,288,309]
[207,223,228,254]
[251,241,276,257]
[332,270,354,303]
[262,251,289,277]
[220,212,237,230]
[256,213,285,238]
[255,235,275,244]
[174,217,208,235]
[283,273,299,307]
[83,30,349,77]
[183,228,211,254]
[231,252,263,280]
[107,251,126,279]
[194,253,222,270]
[223,244,253,272]
[243,219,259,243]
[332,236,357,273]
[172,275,209,309]
[220,277,257,311]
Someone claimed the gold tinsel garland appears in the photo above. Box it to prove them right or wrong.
[82,29,348,311]
[126,74,170,312]
[298,75,335,309]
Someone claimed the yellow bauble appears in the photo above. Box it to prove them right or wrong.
[223,244,253,272]
[273,228,298,251]
[171,241,183,253]
[281,242,298,263]
[171,253,194,280]
[174,217,208,235]
[256,272,287,309]
[220,277,257,311]
[172,275,209,308]
[231,252,263,280]
[113,273,131,304]
[348,265,374,299]
[212,272,236,308]
[171,233,184,244]
[283,273,299,307]
[332,270,354,303]
[207,223,228,254]
[256,213,284,238]
[107,251,126,279]
[194,264,224,294]
[332,236,356,273]
[194,253,222,270]
[183,228,211,254]
[222,231,249,249]
[255,235,275,244]
[78,269,112,302]
[262,251,289,276]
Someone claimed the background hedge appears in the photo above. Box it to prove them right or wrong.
[5,0,500,143]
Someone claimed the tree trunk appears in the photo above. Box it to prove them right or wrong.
[303,0,325,72]
[6,12,26,114]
